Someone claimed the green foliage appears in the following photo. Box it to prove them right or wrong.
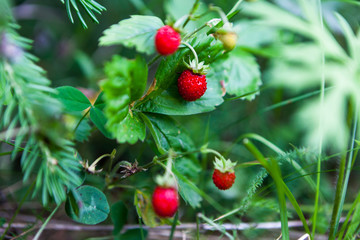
[54,87,111,139]
[60,0,106,28]
[0,25,82,205]
[210,48,262,101]
[65,185,110,225]
[100,55,148,144]
[134,190,158,227]
[243,0,360,151]
[115,228,148,240]
[99,15,164,55]
[56,86,92,112]
[111,201,128,235]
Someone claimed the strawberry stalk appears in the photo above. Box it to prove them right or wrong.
[181,41,199,69]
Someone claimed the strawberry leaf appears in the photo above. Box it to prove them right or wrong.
[211,49,262,101]
[55,86,92,112]
[100,55,148,144]
[139,113,195,154]
[99,15,164,55]
[112,112,146,144]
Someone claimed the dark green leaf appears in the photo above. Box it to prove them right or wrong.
[93,92,105,110]
[90,107,113,139]
[65,185,110,225]
[211,49,262,101]
[111,201,128,235]
[139,113,195,154]
[116,229,148,240]
[74,118,91,142]
[99,15,164,55]
[56,86,92,112]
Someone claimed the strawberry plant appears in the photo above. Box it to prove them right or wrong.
[1,0,360,239]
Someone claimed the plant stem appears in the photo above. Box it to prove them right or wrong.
[182,0,200,28]
[0,180,35,240]
[181,41,199,69]
[329,105,359,239]
[73,107,90,133]
[33,204,61,240]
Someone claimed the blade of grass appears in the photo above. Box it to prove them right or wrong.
[225,133,317,192]
[33,204,61,240]
[270,158,289,240]
[337,191,360,239]
[243,138,311,237]
[344,200,360,239]
[169,212,178,240]
[329,106,358,239]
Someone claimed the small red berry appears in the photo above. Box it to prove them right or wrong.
[212,169,236,190]
[152,186,179,218]
[155,25,181,55]
[177,70,207,101]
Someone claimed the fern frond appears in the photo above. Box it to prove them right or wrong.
[0,24,82,205]
[60,0,106,28]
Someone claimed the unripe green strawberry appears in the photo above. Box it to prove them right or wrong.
[214,31,237,51]
[152,186,179,218]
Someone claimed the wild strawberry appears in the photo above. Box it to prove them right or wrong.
[155,25,181,55]
[212,157,237,190]
[152,186,179,218]
[177,69,207,101]
[214,31,237,51]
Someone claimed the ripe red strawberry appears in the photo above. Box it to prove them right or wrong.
[177,69,207,101]
[152,186,179,218]
[155,25,181,55]
[212,169,236,190]
[212,157,237,190]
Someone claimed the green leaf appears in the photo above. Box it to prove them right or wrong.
[137,75,223,115]
[116,229,148,240]
[74,118,91,142]
[177,177,202,208]
[139,113,195,154]
[90,107,113,139]
[129,56,148,102]
[111,201,128,235]
[65,185,110,225]
[93,92,105,110]
[112,112,146,144]
[56,86,91,112]
[100,55,148,144]
[174,158,201,182]
[211,49,262,101]
[134,190,158,227]
[99,15,164,55]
